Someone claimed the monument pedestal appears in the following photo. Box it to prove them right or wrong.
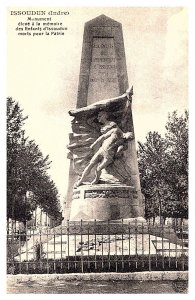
[69,184,142,221]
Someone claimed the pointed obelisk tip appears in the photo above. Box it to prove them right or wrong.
[125,86,133,100]
[86,14,121,26]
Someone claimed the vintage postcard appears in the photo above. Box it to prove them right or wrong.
[5,4,189,294]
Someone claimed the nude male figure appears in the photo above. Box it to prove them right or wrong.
[76,111,134,187]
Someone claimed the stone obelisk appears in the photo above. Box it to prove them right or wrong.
[65,15,144,221]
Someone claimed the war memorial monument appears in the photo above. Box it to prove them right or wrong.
[9,16,187,286]
[65,15,144,222]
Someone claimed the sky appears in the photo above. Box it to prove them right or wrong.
[7,7,188,208]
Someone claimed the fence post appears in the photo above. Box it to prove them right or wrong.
[53,226,56,273]
[11,219,15,273]
[46,225,49,274]
[168,224,171,269]
[175,226,178,270]
[39,225,42,272]
[155,223,158,268]
[108,219,110,271]
[121,219,124,271]
[115,232,118,272]
[18,225,21,274]
[87,222,90,270]
[60,222,63,271]
[161,221,164,270]
[181,223,185,271]
[94,219,97,271]
[128,221,131,270]
[67,220,70,271]
[74,221,77,271]
[141,221,144,269]
[135,219,138,270]
[80,219,84,273]
[101,226,104,270]
[148,222,151,271]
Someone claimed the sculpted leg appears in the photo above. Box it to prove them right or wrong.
[91,156,112,184]
[76,152,100,187]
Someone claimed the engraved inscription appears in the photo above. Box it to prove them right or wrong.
[84,189,130,199]
[92,64,116,70]
[87,37,119,103]
[93,43,114,48]
[99,65,116,69]
[93,58,116,63]
[89,78,117,83]
[92,26,118,30]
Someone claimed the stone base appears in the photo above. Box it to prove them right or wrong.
[69,184,143,221]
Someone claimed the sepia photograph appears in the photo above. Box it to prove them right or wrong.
[5,2,189,294]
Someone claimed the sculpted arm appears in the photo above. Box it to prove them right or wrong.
[90,135,104,150]
[90,129,114,150]
[69,87,133,117]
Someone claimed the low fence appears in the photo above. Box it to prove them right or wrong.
[7,220,188,274]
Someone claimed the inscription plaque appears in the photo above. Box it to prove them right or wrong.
[87,37,119,104]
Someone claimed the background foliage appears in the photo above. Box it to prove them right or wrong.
[7,97,61,223]
[138,111,188,222]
